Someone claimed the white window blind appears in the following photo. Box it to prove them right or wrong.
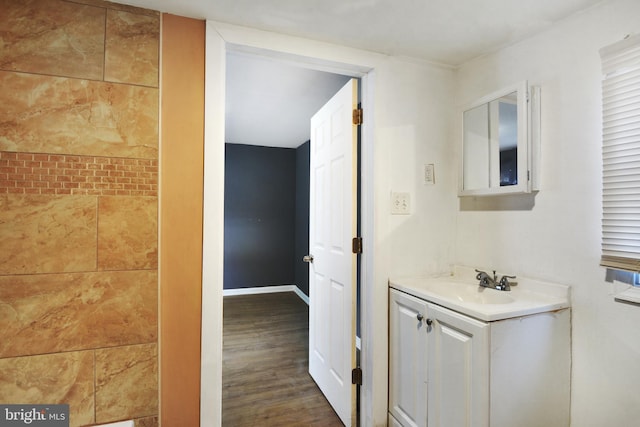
[601,34,640,272]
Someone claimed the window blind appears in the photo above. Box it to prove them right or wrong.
[600,34,640,272]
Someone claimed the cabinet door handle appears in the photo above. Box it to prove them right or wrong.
[426,318,433,326]
[417,313,423,321]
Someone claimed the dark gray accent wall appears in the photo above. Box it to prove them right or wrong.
[224,143,310,295]
[224,144,296,290]
[294,141,310,295]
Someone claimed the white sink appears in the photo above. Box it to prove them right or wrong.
[424,281,515,305]
[389,267,570,321]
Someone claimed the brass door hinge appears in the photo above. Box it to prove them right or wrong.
[353,108,363,125]
[352,237,363,254]
[352,367,362,385]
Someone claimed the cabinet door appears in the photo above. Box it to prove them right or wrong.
[427,303,490,427]
[389,289,428,427]
[389,413,404,427]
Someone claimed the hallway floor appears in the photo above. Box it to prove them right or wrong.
[222,292,344,426]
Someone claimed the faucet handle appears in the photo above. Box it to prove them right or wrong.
[475,269,494,287]
[475,269,489,280]
[499,275,517,288]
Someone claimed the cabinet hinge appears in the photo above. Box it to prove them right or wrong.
[352,237,363,254]
[352,367,362,385]
[353,108,363,125]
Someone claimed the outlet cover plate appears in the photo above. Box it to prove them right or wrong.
[391,192,411,215]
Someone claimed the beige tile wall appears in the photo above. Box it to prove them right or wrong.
[105,9,160,87]
[0,0,106,79]
[0,195,98,274]
[98,197,158,270]
[95,344,158,423]
[0,351,95,425]
[0,71,158,158]
[0,1,159,426]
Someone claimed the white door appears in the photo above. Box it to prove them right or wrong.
[308,78,358,426]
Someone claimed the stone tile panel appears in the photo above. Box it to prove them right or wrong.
[105,10,160,87]
[0,71,159,159]
[77,0,160,17]
[0,270,158,358]
[0,0,105,80]
[98,196,158,270]
[0,194,97,275]
[134,416,159,427]
[95,344,158,423]
[0,351,95,426]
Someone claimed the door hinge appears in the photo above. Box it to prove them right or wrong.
[352,367,362,385]
[352,237,363,254]
[353,108,363,125]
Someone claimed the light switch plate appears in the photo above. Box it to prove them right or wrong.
[424,163,435,185]
[391,192,411,215]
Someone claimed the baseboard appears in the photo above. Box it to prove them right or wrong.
[292,286,310,305]
[223,285,309,305]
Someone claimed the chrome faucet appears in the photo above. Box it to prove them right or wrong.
[475,269,517,291]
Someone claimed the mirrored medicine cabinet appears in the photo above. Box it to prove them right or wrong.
[459,81,540,197]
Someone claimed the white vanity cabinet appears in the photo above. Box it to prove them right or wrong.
[389,288,571,427]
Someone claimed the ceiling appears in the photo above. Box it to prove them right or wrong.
[118,0,604,148]
[225,53,351,148]
[118,0,602,65]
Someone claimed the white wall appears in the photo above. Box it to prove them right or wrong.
[360,55,458,425]
[381,57,458,279]
[454,0,640,425]
[201,21,457,426]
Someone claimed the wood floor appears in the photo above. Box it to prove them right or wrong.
[222,292,345,426]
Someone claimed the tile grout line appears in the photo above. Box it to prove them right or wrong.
[102,7,107,83]
[96,195,100,273]
[0,342,158,361]
[0,68,160,90]
[93,349,97,425]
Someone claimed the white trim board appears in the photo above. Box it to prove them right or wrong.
[223,285,310,305]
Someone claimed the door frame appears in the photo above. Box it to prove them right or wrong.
[200,22,377,427]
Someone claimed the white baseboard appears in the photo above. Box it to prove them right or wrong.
[223,284,309,305]
[293,286,310,305]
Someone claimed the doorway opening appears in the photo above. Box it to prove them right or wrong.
[221,51,362,425]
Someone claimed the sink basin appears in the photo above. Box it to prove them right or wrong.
[425,281,514,305]
[389,270,570,321]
